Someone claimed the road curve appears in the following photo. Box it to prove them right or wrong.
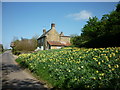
[1,51,47,90]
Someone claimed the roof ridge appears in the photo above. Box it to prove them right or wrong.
[37,29,51,39]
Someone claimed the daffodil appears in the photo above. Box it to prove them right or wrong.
[93,58,97,60]
[93,77,96,80]
[99,77,102,80]
[108,64,111,68]
[86,85,90,88]
[98,62,101,65]
[112,68,115,71]
[68,70,71,72]
[96,70,99,73]
[81,66,84,68]
[102,60,104,63]
[99,73,105,76]
[116,65,119,68]
[81,77,84,79]
[114,64,119,68]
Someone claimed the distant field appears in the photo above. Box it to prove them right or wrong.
[16,47,120,89]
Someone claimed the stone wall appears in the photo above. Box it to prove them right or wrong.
[46,29,60,42]
[51,46,62,49]
[60,36,70,43]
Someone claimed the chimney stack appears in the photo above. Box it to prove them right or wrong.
[51,23,55,29]
[60,32,64,36]
[43,29,46,34]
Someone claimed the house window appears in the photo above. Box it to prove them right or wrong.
[38,40,40,43]
[41,38,44,43]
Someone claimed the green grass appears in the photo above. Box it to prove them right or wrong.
[16,47,120,89]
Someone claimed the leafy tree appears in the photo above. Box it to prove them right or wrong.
[72,3,120,47]
[81,16,100,41]
[70,35,81,47]
[116,2,120,12]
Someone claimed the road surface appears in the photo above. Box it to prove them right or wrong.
[1,51,48,90]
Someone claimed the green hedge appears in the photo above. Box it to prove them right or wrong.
[16,47,120,89]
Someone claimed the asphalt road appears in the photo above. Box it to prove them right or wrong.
[1,51,48,90]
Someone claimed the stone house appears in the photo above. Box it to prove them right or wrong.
[37,23,71,50]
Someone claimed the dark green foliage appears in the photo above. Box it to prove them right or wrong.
[82,16,100,40]
[70,35,81,47]
[12,49,21,55]
[116,3,120,12]
[81,32,120,48]
[0,44,4,53]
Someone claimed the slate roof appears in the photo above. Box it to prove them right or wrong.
[60,36,70,37]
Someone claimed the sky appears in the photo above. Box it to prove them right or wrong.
[1,0,120,2]
[1,1,119,49]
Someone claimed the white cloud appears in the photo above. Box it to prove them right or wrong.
[67,10,92,20]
